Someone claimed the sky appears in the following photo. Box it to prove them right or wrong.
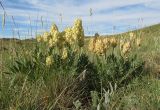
[0,0,160,38]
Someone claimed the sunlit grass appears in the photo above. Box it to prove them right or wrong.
[0,22,160,109]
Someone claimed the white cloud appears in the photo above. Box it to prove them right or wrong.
[144,0,160,9]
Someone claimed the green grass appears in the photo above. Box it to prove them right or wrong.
[0,24,160,110]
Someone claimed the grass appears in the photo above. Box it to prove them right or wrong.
[0,23,160,110]
[0,39,36,72]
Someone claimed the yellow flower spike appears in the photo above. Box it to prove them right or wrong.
[43,32,50,42]
[110,38,117,48]
[129,32,134,38]
[72,19,85,47]
[120,39,125,50]
[74,19,82,27]
[52,30,59,43]
[46,56,53,66]
[36,35,42,42]
[50,23,58,34]
[88,37,110,55]
[65,27,74,45]
[62,48,68,59]
[103,38,110,49]
[94,38,106,55]
[48,39,52,47]
[48,38,56,47]
[103,38,110,44]
[136,38,141,47]
[88,39,95,52]
[56,32,65,49]
[122,41,131,55]
[129,32,136,41]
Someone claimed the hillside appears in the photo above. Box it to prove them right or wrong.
[1,23,160,73]
[103,23,160,37]
[0,23,160,109]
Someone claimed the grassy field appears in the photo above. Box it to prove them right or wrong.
[0,23,160,110]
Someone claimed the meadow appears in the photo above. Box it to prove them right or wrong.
[0,19,160,110]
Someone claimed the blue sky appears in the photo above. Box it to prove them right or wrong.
[0,0,160,38]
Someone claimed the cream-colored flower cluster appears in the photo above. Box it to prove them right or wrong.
[120,41,131,55]
[94,38,106,55]
[36,34,43,42]
[64,27,74,45]
[46,56,53,66]
[119,32,142,55]
[43,32,51,42]
[129,32,142,47]
[36,19,84,49]
[88,32,142,57]
[72,19,85,47]
[62,48,68,59]
[88,36,118,55]
[50,24,58,34]
[45,47,68,66]
[129,32,136,41]
[36,19,85,66]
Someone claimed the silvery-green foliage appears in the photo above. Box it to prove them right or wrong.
[73,100,82,110]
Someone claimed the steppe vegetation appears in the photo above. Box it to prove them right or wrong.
[0,18,160,109]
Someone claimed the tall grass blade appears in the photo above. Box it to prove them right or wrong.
[41,16,44,28]
[1,0,6,30]
[2,12,5,30]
